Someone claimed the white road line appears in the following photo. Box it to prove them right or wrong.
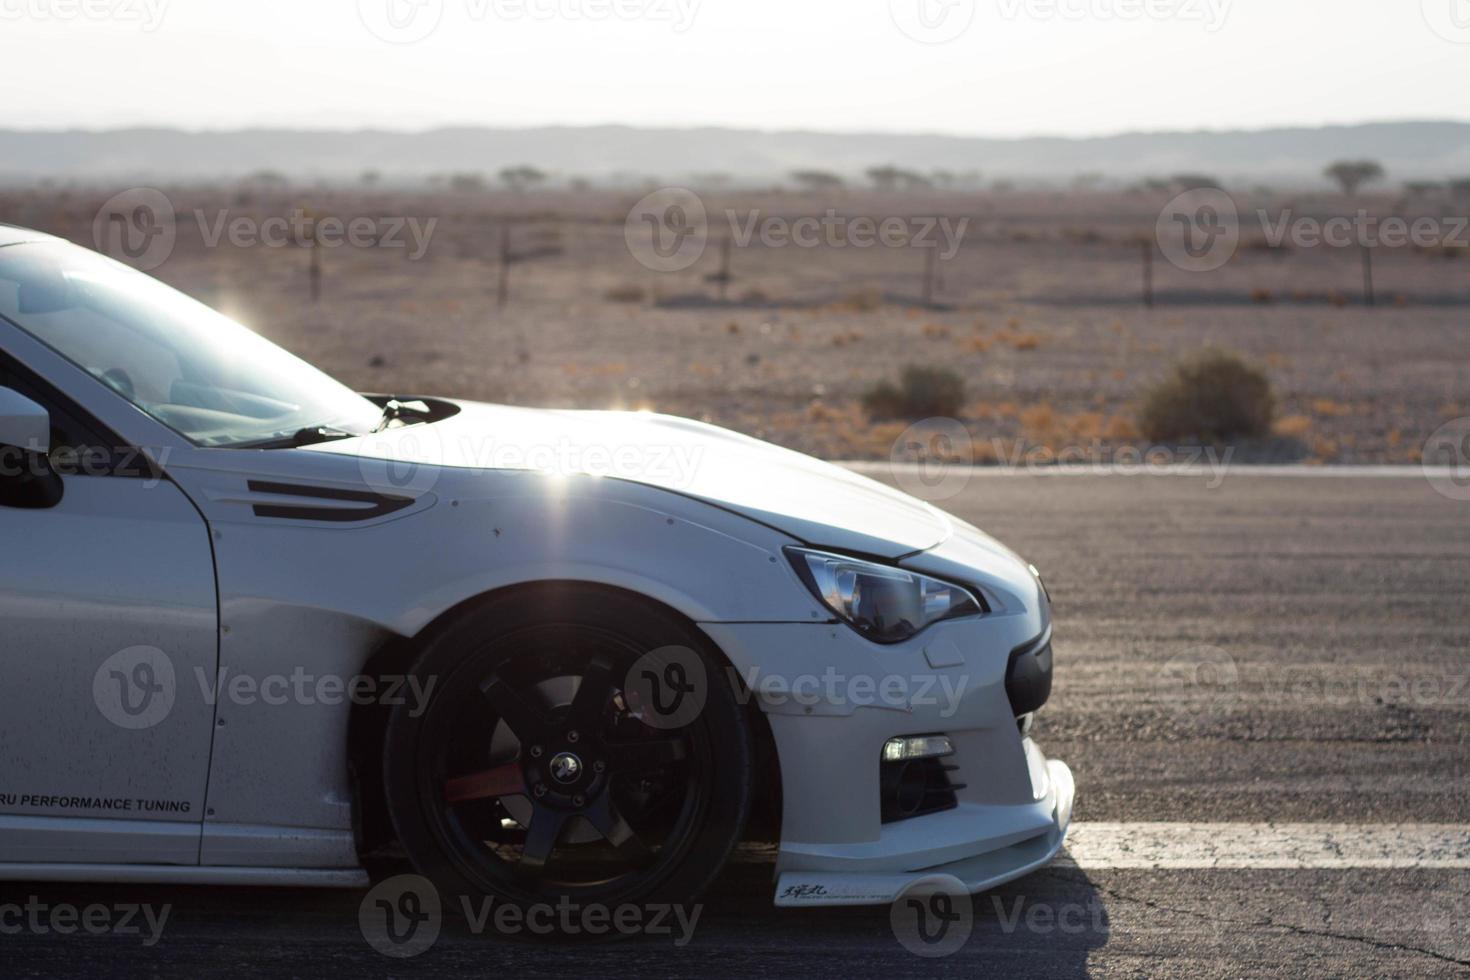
[841,462,1457,479]
[1058,822,1470,870]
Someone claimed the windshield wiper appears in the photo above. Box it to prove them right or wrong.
[244,426,359,450]
[372,398,434,433]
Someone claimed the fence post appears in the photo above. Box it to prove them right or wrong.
[1142,239,1154,309]
[1361,243,1375,307]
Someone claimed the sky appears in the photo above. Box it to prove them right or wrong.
[2,0,1467,137]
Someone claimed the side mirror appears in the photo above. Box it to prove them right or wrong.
[0,386,51,455]
[0,386,63,510]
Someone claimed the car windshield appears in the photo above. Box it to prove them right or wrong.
[0,241,381,447]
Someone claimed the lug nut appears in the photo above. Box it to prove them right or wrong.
[566,730,580,743]
[533,785,547,798]
[572,795,586,808]
[529,745,543,758]
[593,760,606,773]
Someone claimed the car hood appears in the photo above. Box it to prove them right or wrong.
[314,400,952,557]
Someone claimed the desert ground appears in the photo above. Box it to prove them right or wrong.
[3,185,1467,464]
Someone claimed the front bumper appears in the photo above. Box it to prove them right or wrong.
[772,756,1073,907]
[703,593,1071,908]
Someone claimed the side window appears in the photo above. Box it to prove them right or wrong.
[0,352,157,479]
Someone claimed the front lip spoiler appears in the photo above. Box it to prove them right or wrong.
[772,760,1075,907]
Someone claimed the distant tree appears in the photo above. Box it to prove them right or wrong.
[244,169,289,188]
[1449,178,1470,201]
[1403,180,1444,197]
[930,169,956,189]
[499,165,547,192]
[1170,174,1222,192]
[866,165,930,191]
[359,169,381,187]
[790,169,845,191]
[691,172,732,189]
[1324,160,1385,196]
[448,172,488,193]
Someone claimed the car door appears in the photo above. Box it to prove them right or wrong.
[0,354,219,867]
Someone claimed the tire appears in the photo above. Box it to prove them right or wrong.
[381,585,753,935]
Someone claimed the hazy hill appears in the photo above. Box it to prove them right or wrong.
[3,121,1469,186]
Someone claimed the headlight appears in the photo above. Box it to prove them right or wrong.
[787,547,984,643]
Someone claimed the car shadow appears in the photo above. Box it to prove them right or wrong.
[0,859,1108,978]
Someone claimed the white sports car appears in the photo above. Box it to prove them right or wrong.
[0,225,1072,918]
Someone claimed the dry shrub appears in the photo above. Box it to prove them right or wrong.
[840,287,883,312]
[1274,414,1313,439]
[1139,350,1275,443]
[604,283,646,303]
[862,365,966,420]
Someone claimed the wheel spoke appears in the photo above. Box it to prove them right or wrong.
[480,672,552,741]
[604,735,688,776]
[518,806,569,876]
[443,762,524,803]
[585,794,653,863]
[566,655,616,729]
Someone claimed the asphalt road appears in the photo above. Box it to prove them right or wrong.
[3,471,1467,978]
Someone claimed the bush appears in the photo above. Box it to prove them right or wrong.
[1139,350,1274,443]
[603,283,646,303]
[862,365,966,420]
